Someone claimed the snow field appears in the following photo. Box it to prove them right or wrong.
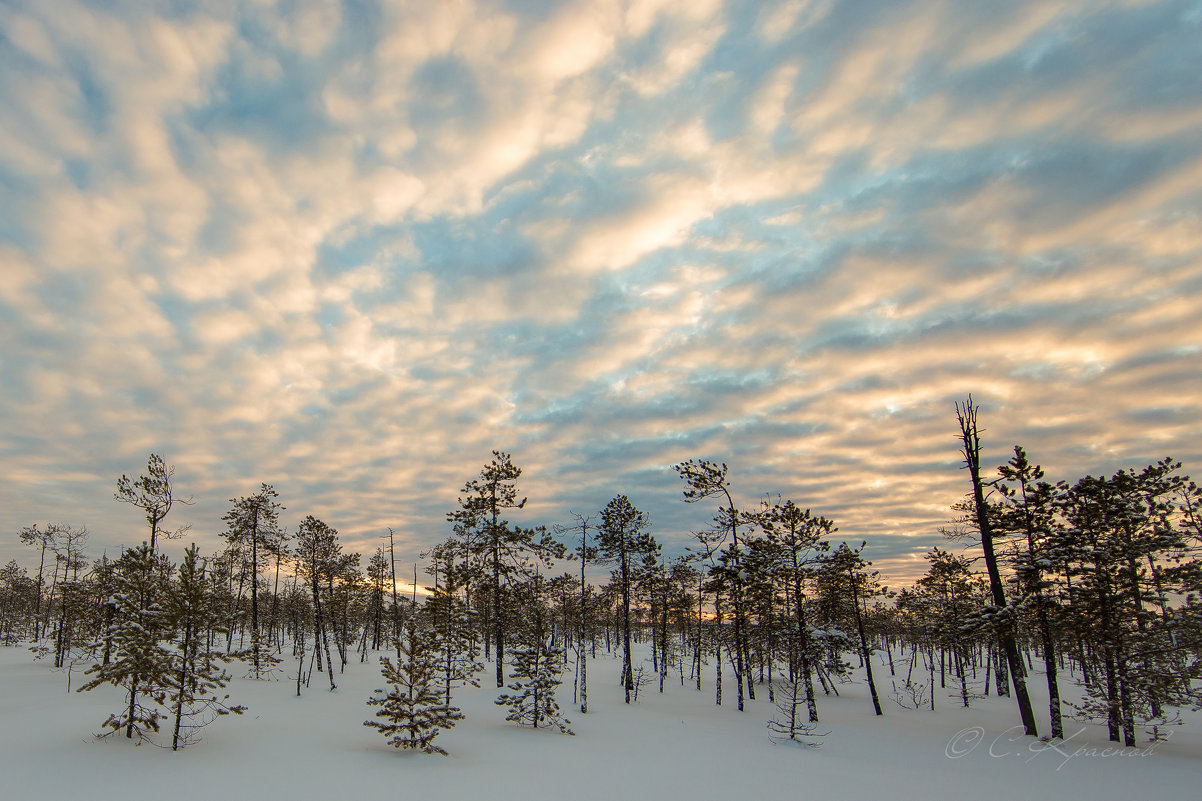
[1,644,1198,801]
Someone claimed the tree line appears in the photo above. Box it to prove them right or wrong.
[2,398,1200,752]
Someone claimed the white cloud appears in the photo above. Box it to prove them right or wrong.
[560,174,715,272]
[518,0,619,83]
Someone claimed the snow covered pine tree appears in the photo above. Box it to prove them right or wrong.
[495,576,574,734]
[365,615,464,755]
[161,544,245,750]
[77,543,172,742]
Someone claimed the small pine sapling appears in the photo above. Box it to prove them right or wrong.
[495,579,573,735]
[365,616,463,755]
[426,554,483,706]
[496,637,574,734]
[240,629,283,680]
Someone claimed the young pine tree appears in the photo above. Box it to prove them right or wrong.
[365,616,464,755]
[675,459,756,710]
[756,500,832,724]
[817,542,884,716]
[496,577,574,734]
[161,544,245,750]
[296,516,340,690]
[596,494,657,704]
[78,543,173,742]
[995,446,1065,739]
[425,551,483,706]
[447,452,565,688]
[221,484,284,679]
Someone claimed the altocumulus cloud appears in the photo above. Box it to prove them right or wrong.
[0,0,1199,581]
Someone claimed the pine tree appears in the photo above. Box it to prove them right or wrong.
[78,543,173,742]
[675,460,756,710]
[914,547,986,709]
[496,577,573,734]
[114,453,191,557]
[995,446,1065,738]
[565,514,597,714]
[221,484,284,679]
[364,547,391,654]
[0,560,35,643]
[41,524,89,667]
[755,500,832,723]
[447,451,565,688]
[425,549,483,706]
[52,574,94,673]
[1055,460,1200,745]
[161,544,245,750]
[295,515,340,690]
[18,524,53,641]
[365,616,463,755]
[817,542,884,716]
[955,398,1038,736]
[596,495,657,704]
[741,537,780,702]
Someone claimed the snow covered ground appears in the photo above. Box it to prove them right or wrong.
[2,644,1198,801]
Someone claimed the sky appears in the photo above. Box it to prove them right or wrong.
[1,0,1200,585]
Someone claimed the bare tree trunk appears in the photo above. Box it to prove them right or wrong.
[250,512,260,675]
[311,575,336,690]
[580,540,589,714]
[172,617,194,751]
[621,552,634,704]
[957,398,1038,737]
[795,591,819,723]
[659,590,668,694]
[388,528,402,659]
[493,541,504,689]
[126,681,138,739]
[33,543,46,641]
[850,568,882,716]
[44,557,61,643]
[714,595,723,706]
[270,548,283,652]
[695,574,704,691]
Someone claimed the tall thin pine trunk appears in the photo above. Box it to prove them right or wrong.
[958,398,1038,736]
[714,595,723,706]
[33,542,46,641]
[850,567,882,716]
[621,551,634,703]
[250,512,259,674]
[311,573,336,690]
[580,537,589,714]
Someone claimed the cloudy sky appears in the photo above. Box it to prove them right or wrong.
[1,0,1200,583]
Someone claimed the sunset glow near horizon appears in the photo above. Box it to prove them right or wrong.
[1,0,1200,584]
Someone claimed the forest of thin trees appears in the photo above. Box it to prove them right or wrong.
[2,399,1200,752]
